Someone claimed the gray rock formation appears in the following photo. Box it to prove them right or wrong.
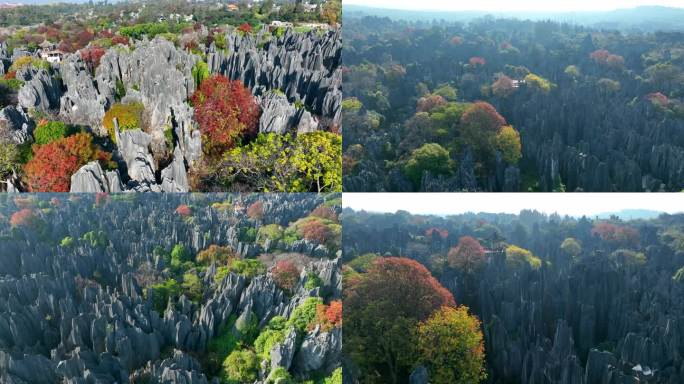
[115,126,157,186]
[270,328,297,372]
[160,147,190,193]
[208,27,342,129]
[59,53,111,133]
[293,326,342,375]
[17,69,62,113]
[69,161,124,193]
[0,105,34,144]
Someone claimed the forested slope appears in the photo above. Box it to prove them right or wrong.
[342,16,684,192]
[343,208,684,383]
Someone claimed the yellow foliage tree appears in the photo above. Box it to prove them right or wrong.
[102,102,144,143]
[493,125,522,164]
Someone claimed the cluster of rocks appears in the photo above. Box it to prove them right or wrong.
[0,193,342,383]
[2,25,342,192]
[208,26,342,131]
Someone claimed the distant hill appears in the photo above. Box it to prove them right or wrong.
[344,5,684,32]
[595,209,666,220]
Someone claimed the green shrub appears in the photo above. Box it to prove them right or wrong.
[266,367,294,384]
[102,102,144,143]
[258,224,284,245]
[181,272,203,302]
[239,227,257,242]
[229,259,266,278]
[60,236,74,248]
[223,349,258,383]
[34,121,69,145]
[287,297,322,333]
[147,278,181,313]
[81,230,108,247]
[191,60,209,88]
[304,271,323,290]
[403,143,453,189]
[170,244,191,270]
[254,316,288,361]
[324,368,343,384]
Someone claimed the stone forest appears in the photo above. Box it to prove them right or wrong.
[343,207,684,383]
[0,193,342,383]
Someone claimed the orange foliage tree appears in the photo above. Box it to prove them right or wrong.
[272,260,300,293]
[175,204,192,217]
[191,75,260,157]
[300,219,332,244]
[316,300,342,331]
[246,201,264,220]
[10,208,37,227]
[24,133,112,192]
[345,257,456,381]
[448,236,486,273]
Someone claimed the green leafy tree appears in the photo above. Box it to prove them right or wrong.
[147,278,181,313]
[417,306,486,384]
[493,125,522,164]
[403,143,453,189]
[560,238,582,258]
[223,349,258,383]
[181,272,203,302]
[34,121,69,145]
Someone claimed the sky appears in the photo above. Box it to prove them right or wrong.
[343,193,684,217]
[344,0,684,12]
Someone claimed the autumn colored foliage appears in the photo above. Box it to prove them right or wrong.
[111,35,129,46]
[310,205,338,221]
[300,219,332,244]
[237,23,253,34]
[10,208,37,227]
[417,306,486,384]
[469,56,486,66]
[591,222,640,247]
[590,49,625,69]
[24,133,112,192]
[175,204,192,217]
[425,227,449,239]
[316,300,342,332]
[448,236,486,273]
[417,94,447,113]
[196,244,236,265]
[103,102,144,143]
[461,101,506,136]
[492,75,515,98]
[246,201,264,220]
[345,257,457,381]
[272,260,300,293]
[80,47,106,73]
[192,75,260,156]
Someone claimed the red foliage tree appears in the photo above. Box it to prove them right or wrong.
[425,227,449,239]
[344,257,456,381]
[175,204,192,217]
[492,74,515,97]
[272,260,300,293]
[24,133,109,192]
[469,56,486,66]
[80,47,106,73]
[590,49,610,64]
[416,94,447,113]
[95,192,109,207]
[237,23,252,34]
[4,71,16,80]
[450,36,463,45]
[447,236,486,273]
[191,75,260,156]
[246,201,264,220]
[10,209,37,227]
[316,300,342,331]
[460,101,507,141]
[310,205,338,221]
[647,92,669,107]
[75,30,95,49]
[111,35,129,46]
[591,222,640,247]
[606,54,625,69]
[300,219,332,244]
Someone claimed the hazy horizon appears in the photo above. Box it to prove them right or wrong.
[344,0,684,12]
[343,194,684,218]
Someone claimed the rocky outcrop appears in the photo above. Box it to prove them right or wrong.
[17,68,62,113]
[59,54,112,133]
[270,328,297,372]
[115,127,157,186]
[69,161,124,193]
[0,193,341,383]
[208,27,342,129]
[0,105,34,144]
[293,326,342,375]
